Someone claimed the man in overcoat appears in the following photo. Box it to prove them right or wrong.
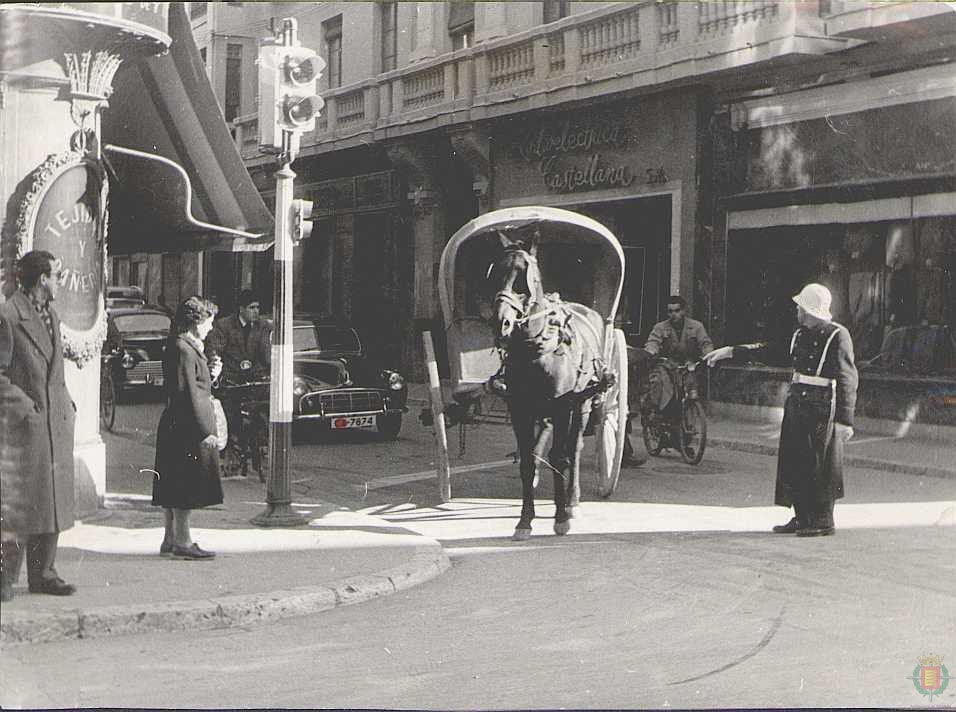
[206,289,271,384]
[0,250,77,601]
[704,283,858,537]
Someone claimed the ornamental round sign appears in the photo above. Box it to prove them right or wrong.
[15,151,107,365]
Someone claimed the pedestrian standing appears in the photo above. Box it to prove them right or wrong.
[0,250,77,602]
[153,296,223,560]
[704,283,858,536]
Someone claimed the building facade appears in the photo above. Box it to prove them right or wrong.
[197,1,956,427]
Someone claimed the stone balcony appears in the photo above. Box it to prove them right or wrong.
[235,0,863,164]
[821,0,956,42]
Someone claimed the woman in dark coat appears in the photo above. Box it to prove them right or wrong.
[153,296,223,559]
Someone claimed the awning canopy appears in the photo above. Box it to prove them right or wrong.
[102,2,273,254]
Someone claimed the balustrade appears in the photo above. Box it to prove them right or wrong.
[579,7,641,68]
[336,89,365,127]
[698,0,777,35]
[488,40,535,90]
[402,65,446,110]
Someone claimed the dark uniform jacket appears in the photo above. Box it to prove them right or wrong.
[206,313,271,382]
[0,292,76,533]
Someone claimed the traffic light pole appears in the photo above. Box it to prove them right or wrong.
[252,37,306,528]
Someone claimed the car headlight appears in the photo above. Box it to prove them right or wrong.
[292,376,310,397]
[384,370,405,390]
[121,352,136,369]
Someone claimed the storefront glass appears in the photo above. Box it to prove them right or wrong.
[727,217,955,375]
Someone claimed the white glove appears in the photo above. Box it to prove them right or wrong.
[835,423,854,442]
[703,346,733,367]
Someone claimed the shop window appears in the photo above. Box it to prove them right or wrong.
[726,218,956,375]
[448,1,474,50]
[324,16,343,89]
[543,0,570,24]
[224,44,242,122]
[380,1,398,72]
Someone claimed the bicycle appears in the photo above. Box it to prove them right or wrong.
[640,358,708,465]
[216,378,270,482]
[100,352,117,432]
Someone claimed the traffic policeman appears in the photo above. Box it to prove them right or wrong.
[705,283,858,536]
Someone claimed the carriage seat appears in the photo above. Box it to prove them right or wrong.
[446,316,501,390]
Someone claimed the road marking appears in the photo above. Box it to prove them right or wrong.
[363,459,515,490]
[848,435,902,446]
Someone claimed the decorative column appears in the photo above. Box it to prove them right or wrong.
[386,141,446,380]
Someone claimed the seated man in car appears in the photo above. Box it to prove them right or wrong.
[206,290,272,384]
[642,295,714,417]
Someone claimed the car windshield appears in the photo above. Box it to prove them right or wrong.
[114,313,170,333]
[316,326,360,351]
[292,325,361,352]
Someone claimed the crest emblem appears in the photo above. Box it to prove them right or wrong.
[908,654,951,702]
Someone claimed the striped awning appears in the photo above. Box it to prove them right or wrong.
[102,2,273,254]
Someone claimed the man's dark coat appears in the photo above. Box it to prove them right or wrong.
[0,292,76,533]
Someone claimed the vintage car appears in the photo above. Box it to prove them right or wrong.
[291,319,407,439]
[105,285,146,310]
[104,307,170,392]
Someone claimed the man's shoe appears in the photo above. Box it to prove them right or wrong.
[771,517,801,534]
[28,577,76,596]
[796,525,835,537]
[171,543,216,560]
[160,540,174,556]
[622,454,647,467]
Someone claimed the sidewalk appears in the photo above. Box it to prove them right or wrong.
[407,382,955,479]
[1,437,449,646]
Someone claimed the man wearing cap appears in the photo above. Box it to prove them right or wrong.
[206,290,272,384]
[704,283,858,537]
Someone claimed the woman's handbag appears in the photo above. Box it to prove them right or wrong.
[210,395,228,451]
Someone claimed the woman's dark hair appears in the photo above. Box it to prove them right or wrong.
[173,296,218,334]
[17,250,56,289]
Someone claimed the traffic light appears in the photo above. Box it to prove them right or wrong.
[291,198,314,244]
[258,44,326,152]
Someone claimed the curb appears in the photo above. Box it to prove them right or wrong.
[708,437,955,480]
[0,545,450,646]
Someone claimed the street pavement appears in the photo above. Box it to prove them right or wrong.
[0,383,952,649]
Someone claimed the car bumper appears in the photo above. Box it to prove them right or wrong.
[294,388,407,421]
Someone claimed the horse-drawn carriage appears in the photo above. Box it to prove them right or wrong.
[425,206,630,539]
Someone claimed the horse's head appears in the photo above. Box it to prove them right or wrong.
[488,230,543,344]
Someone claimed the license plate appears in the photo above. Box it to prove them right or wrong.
[330,415,376,429]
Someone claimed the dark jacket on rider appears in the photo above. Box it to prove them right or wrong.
[206,313,271,382]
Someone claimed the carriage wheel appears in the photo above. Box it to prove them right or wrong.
[100,372,116,432]
[595,329,628,498]
[641,410,664,456]
[679,400,707,465]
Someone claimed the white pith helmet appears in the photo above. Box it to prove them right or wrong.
[792,283,832,321]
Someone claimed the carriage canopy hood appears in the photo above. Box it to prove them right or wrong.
[438,206,625,328]
[102,2,273,254]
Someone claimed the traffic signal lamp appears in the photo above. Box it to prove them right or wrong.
[258,44,326,152]
[291,199,314,244]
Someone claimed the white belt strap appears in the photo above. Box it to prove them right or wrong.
[792,373,835,387]
[815,323,845,376]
